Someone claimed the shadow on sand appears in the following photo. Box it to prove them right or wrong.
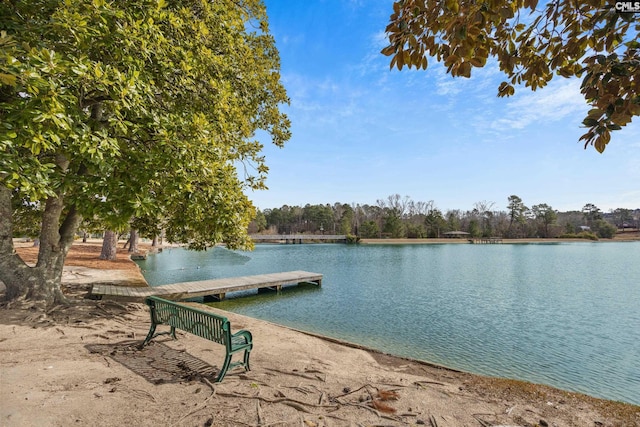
[86,340,220,384]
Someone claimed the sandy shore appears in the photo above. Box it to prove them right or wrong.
[1,241,638,426]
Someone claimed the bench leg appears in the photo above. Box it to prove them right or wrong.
[215,353,233,383]
[140,323,157,349]
[243,348,251,372]
[139,324,179,349]
[214,348,251,382]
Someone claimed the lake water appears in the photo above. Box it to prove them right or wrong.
[137,242,640,405]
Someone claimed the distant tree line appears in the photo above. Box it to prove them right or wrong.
[250,194,639,240]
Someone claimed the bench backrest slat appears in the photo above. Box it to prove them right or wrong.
[147,296,230,347]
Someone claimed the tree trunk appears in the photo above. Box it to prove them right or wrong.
[99,230,118,260]
[0,184,82,307]
[128,229,139,253]
[151,235,158,247]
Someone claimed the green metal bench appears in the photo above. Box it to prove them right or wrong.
[140,296,253,382]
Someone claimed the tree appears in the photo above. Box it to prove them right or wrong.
[248,210,267,234]
[382,0,639,152]
[126,229,139,254]
[302,204,333,234]
[375,195,408,238]
[582,203,602,225]
[446,209,461,232]
[0,0,290,306]
[612,208,632,228]
[531,203,558,237]
[424,208,445,238]
[359,220,380,239]
[351,203,364,236]
[507,195,528,237]
[473,200,496,237]
[382,210,405,238]
[337,204,354,235]
[10,199,43,244]
[468,219,481,238]
[593,219,617,238]
[99,230,118,261]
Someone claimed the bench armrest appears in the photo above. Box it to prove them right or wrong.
[231,329,253,344]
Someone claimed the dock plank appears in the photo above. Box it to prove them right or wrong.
[91,271,322,301]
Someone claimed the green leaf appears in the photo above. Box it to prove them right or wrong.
[0,73,17,86]
[382,0,638,151]
[2,0,288,258]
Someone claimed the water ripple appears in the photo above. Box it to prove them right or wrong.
[138,242,640,405]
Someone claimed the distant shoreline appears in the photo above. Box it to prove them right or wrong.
[359,235,640,244]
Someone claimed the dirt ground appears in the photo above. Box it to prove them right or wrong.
[1,241,639,427]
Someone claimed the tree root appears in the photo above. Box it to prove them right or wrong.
[256,400,264,424]
[414,380,446,387]
[215,391,339,412]
[171,383,217,426]
[266,367,325,382]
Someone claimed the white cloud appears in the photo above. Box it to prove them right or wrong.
[436,75,463,96]
[371,30,388,50]
[490,78,586,131]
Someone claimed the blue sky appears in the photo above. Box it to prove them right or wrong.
[249,0,640,213]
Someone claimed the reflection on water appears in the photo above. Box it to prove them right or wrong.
[139,246,250,285]
[212,282,321,309]
[137,242,640,405]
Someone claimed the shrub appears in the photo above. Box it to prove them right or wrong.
[558,232,599,241]
[346,234,360,244]
[594,219,618,238]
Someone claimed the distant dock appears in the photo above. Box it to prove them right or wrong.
[250,234,347,243]
[469,237,503,244]
[90,270,323,302]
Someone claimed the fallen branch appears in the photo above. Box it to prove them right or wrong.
[349,402,379,418]
[472,414,494,427]
[121,386,157,403]
[342,402,403,422]
[256,401,264,425]
[266,367,326,382]
[215,418,254,427]
[172,385,217,426]
[378,381,409,388]
[332,384,370,400]
[281,401,312,413]
[69,325,97,330]
[414,380,446,387]
[281,385,313,395]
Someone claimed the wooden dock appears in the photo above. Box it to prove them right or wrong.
[469,237,503,244]
[250,234,346,243]
[90,270,323,302]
